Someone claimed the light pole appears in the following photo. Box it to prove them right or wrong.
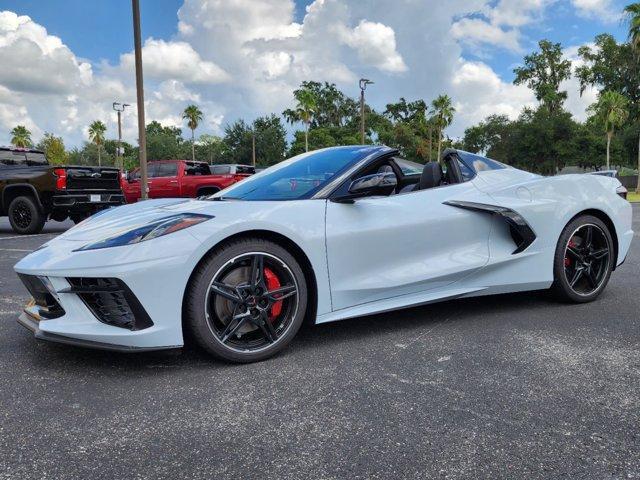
[132,0,148,200]
[359,78,373,145]
[112,102,130,170]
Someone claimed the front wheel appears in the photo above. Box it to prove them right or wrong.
[551,215,614,303]
[184,238,308,362]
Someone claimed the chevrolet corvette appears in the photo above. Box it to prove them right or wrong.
[14,146,634,362]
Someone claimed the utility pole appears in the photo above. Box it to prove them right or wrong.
[112,102,130,170]
[359,78,373,145]
[132,0,148,200]
[252,129,256,166]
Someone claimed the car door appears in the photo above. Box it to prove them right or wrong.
[325,181,495,311]
[148,162,179,198]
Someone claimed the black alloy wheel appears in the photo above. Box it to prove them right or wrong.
[184,238,308,362]
[552,215,614,303]
[8,196,46,235]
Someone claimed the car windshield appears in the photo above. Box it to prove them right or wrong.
[212,147,376,201]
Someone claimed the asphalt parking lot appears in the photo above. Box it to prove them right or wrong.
[0,208,639,480]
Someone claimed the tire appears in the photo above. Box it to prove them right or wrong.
[8,196,45,235]
[184,238,308,363]
[551,215,614,303]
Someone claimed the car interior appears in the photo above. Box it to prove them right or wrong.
[348,151,471,197]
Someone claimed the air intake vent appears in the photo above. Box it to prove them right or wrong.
[64,278,153,330]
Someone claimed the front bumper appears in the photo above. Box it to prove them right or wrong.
[17,306,172,352]
[14,228,203,351]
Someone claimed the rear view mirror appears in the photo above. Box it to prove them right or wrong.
[333,172,397,203]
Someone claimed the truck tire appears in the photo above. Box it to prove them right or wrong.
[8,196,46,235]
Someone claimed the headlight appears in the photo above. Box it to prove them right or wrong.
[75,213,213,251]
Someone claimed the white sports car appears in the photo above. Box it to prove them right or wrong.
[14,146,634,362]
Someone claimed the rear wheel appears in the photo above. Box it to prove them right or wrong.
[551,215,614,303]
[8,196,45,235]
[184,238,307,362]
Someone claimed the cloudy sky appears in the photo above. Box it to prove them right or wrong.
[0,0,630,148]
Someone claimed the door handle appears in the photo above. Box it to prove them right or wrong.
[169,180,178,184]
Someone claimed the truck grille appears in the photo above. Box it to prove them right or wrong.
[65,278,153,331]
[66,168,121,191]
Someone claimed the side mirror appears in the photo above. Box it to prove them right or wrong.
[333,172,397,203]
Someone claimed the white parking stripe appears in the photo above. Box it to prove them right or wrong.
[0,233,54,241]
[0,248,33,252]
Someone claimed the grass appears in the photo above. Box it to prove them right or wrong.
[627,191,640,203]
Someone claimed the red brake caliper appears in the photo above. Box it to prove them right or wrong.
[565,239,576,267]
[264,268,282,321]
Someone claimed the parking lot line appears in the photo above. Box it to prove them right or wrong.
[0,233,53,241]
[0,248,33,252]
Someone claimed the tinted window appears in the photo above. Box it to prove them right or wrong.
[25,152,48,165]
[235,165,255,174]
[157,162,178,177]
[147,163,160,178]
[457,159,475,181]
[457,150,508,172]
[185,163,210,176]
[216,147,373,201]
[394,158,423,175]
[212,165,230,175]
[0,150,26,166]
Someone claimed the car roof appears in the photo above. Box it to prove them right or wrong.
[0,146,45,154]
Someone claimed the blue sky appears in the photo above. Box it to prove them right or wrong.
[0,0,632,146]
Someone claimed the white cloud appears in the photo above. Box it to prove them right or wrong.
[340,20,407,73]
[451,0,554,52]
[118,38,230,84]
[0,1,603,149]
[570,0,620,22]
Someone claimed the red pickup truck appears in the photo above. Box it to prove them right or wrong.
[121,160,253,203]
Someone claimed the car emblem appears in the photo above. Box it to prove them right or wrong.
[90,172,102,178]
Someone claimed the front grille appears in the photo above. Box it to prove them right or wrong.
[65,278,153,331]
[17,274,65,319]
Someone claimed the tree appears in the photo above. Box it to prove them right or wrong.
[283,87,317,152]
[588,91,629,169]
[197,134,225,163]
[183,104,203,161]
[145,121,185,160]
[462,115,511,156]
[10,125,32,148]
[430,94,455,161]
[222,119,254,164]
[36,133,67,165]
[514,40,572,114]
[624,2,640,192]
[88,120,107,166]
[252,114,287,166]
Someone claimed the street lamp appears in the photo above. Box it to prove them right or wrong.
[359,78,374,145]
[132,0,148,200]
[112,102,130,170]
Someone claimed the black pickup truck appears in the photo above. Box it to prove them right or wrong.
[0,147,125,234]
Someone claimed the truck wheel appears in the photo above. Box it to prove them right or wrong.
[8,196,46,235]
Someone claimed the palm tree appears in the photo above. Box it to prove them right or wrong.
[430,95,455,161]
[88,120,107,166]
[624,2,640,192]
[183,104,203,161]
[588,91,629,169]
[290,89,317,152]
[10,125,32,148]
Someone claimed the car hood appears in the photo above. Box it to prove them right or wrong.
[56,198,215,242]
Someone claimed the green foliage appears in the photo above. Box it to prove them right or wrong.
[625,2,640,52]
[36,133,67,165]
[197,134,225,163]
[145,120,188,160]
[223,115,287,166]
[576,34,639,118]
[10,125,32,148]
[514,40,572,114]
[431,94,455,159]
